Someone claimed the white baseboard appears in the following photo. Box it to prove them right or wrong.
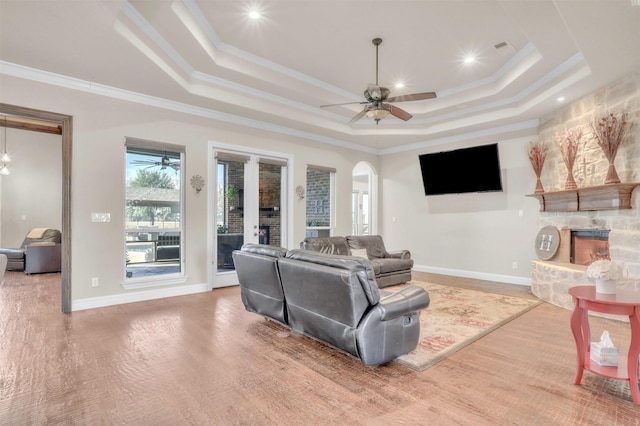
[413,264,531,287]
[72,283,209,311]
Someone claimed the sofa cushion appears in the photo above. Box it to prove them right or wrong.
[346,235,387,259]
[0,248,26,261]
[300,236,351,256]
[350,248,368,259]
[285,249,379,305]
[240,243,288,258]
[371,258,414,274]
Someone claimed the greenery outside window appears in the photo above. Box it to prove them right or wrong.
[125,138,185,284]
[306,165,335,238]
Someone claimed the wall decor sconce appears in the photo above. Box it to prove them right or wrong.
[295,185,305,200]
[190,174,205,193]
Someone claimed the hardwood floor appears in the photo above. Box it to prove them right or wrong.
[1,270,638,425]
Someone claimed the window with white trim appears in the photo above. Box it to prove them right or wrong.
[305,165,335,238]
[125,138,184,281]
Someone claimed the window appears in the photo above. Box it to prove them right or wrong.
[125,138,184,283]
[305,165,335,238]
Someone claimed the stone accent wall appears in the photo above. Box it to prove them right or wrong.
[531,72,640,308]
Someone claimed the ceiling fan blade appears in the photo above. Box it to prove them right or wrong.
[389,105,413,121]
[321,101,367,108]
[348,109,368,124]
[387,92,437,103]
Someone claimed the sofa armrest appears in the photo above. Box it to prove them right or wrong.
[386,250,411,259]
[377,285,430,321]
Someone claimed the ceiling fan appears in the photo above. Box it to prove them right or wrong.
[321,38,437,124]
[132,152,180,171]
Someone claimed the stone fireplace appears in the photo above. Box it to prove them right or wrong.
[530,72,640,312]
[531,217,637,313]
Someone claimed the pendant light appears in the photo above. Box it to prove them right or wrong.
[0,115,10,176]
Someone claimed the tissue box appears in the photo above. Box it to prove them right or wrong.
[590,342,618,366]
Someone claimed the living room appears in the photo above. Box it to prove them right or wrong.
[1,0,639,422]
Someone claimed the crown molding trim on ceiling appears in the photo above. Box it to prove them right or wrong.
[117,0,586,136]
[0,60,539,156]
[379,119,539,155]
[0,61,375,154]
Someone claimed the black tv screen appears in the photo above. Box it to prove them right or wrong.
[419,143,503,196]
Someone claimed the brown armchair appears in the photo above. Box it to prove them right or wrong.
[0,228,62,273]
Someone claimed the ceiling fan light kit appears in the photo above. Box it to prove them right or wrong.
[321,37,437,125]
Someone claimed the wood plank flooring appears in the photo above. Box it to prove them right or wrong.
[1,270,638,425]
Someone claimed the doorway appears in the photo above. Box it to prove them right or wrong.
[0,103,72,313]
[352,162,377,236]
[209,143,291,288]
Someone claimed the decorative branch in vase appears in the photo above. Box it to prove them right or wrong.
[528,141,549,194]
[590,111,629,184]
[554,130,582,190]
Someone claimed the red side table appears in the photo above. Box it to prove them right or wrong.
[569,285,640,404]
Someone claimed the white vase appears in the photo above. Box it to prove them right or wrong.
[595,278,617,294]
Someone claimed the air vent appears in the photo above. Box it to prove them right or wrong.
[494,41,516,56]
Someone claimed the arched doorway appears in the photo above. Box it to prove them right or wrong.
[352,162,377,236]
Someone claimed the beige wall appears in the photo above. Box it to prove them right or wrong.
[0,128,62,247]
[0,74,378,304]
[5,69,636,306]
[379,131,540,283]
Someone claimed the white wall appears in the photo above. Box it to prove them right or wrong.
[0,128,62,247]
[379,131,541,284]
[0,74,378,306]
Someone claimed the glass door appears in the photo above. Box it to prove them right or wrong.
[257,159,285,248]
[215,155,246,275]
[211,147,288,288]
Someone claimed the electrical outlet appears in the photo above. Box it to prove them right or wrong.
[91,277,99,287]
[512,261,518,269]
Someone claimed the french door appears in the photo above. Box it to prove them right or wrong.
[209,143,290,288]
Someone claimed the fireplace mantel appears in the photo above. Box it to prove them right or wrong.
[527,183,640,212]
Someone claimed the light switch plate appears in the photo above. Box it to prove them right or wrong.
[91,212,111,222]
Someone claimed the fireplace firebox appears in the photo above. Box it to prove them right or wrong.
[570,229,609,266]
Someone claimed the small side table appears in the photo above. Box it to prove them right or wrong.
[569,285,640,404]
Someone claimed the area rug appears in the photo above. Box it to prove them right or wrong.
[387,281,542,371]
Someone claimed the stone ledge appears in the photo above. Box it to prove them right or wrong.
[530,260,640,322]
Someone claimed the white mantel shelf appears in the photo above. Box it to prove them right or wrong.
[527,183,640,212]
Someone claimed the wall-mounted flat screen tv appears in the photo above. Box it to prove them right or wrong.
[419,143,503,196]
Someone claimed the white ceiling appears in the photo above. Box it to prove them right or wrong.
[1,0,639,153]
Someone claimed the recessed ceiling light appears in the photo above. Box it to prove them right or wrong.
[249,10,260,19]
[463,56,476,64]
[395,82,405,89]
[557,96,566,102]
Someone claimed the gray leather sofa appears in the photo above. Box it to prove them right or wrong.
[232,244,430,366]
[301,235,413,288]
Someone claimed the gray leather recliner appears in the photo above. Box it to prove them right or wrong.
[232,244,289,324]
[278,249,430,366]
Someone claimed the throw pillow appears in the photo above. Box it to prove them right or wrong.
[351,248,369,259]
